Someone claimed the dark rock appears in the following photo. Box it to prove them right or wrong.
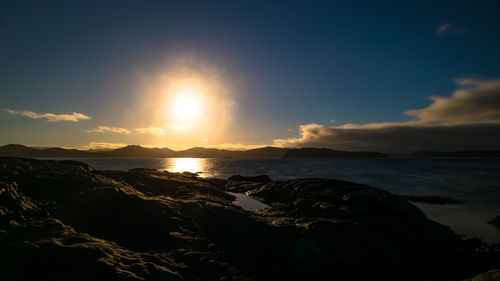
[227,174,272,183]
[2,217,184,281]
[488,215,500,229]
[465,269,500,281]
[399,194,461,204]
[128,167,157,171]
[226,175,272,193]
[0,158,239,280]
[0,157,497,281]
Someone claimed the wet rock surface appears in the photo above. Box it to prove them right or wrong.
[0,157,499,281]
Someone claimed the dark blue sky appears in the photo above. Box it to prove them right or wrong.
[1,0,500,149]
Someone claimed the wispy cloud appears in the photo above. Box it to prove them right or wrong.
[135,127,166,136]
[5,109,90,122]
[81,142,128,150]
[86,126,167,135]
[437,23,466,35]
[205,143,270,150]
[274,79,500,152]
[86,126,131,134]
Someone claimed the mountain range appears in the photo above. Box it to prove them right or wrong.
[1,144,500,158]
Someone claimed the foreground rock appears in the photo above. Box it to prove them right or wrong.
[489,215,500,229]
[0,158,498,281]
[466,270,500,281]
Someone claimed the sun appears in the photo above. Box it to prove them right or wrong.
[148,66,234,141]
[171,91,203,124]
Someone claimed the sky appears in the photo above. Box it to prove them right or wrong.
[1,0,500,152]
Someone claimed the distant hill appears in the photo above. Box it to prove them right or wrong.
[0,144,90,157]
[94,145,176,158]
[0,144,178,158]
[176,147,233,158]
[283,148,386,158]
[1,144,499,158]
[239,147,288,158]
[174,146,290,158]
[0,144,291,158]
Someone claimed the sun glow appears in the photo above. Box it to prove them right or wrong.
[171,91,203,122]
[141,60,234,147]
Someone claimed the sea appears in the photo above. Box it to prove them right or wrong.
[40,157,500,243]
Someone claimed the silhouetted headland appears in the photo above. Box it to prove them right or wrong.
[2,144,500,159]
[1,157,499,280]
[282,147,386,158]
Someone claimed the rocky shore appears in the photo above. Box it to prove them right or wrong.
[1,157,499,281]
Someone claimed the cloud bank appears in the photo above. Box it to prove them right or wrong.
[86,126,131,134]
[135,127,166,136]
[82,142,128,150]
[274,79,500,152]
[5,109,90,122]
[205,143,269,150]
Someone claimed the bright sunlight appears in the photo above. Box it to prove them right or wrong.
[171,91,203,122]
[140,60,235,147]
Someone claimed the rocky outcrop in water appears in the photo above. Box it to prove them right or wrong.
[0,157,498,280]
[398,194,461,204]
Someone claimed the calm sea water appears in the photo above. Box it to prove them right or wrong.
[43,157,500,243]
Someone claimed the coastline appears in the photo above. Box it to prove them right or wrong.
[1,157,499,281]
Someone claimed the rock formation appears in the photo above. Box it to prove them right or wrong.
[0,157,498,280]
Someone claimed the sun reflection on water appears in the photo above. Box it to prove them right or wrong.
[166,158,207,175]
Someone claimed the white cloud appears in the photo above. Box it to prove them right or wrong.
[82,142,128,150]
[86,126,131,134]
[437,23,451,34]
[135,127,166,136]
[5,109,90,122]
[205,143,270,150]
[405,79,500,125]
[437,23,466,35]
[274,79,500,152]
